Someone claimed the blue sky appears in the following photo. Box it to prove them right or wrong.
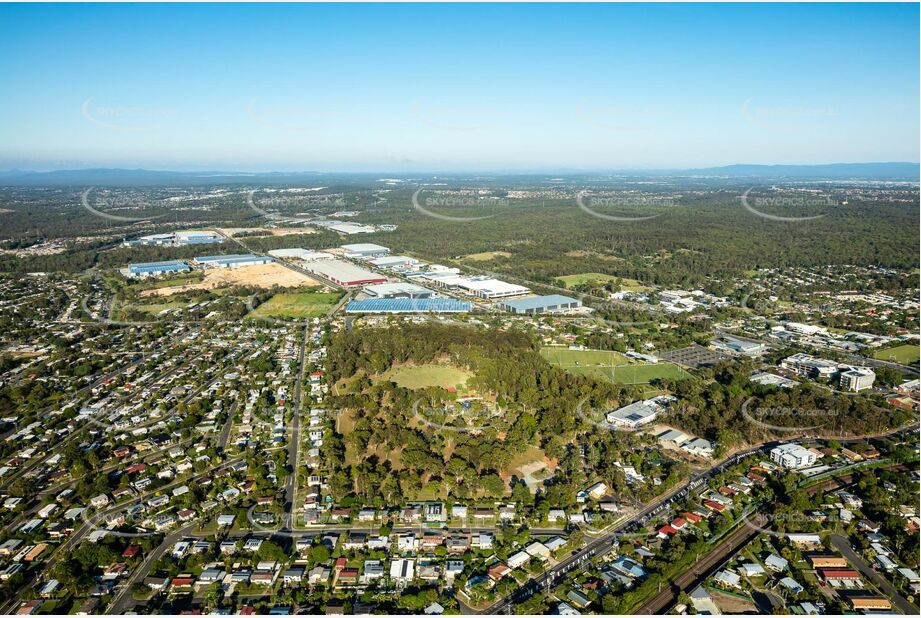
[0,2,917,172]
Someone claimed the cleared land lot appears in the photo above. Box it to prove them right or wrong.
[217,227,317,237]
[142,263,321,296]
[379,363,473,391]
[247,290,343,319]
[555,272,651,291]
[872,344,919,364]
[503,445,556,490]
[541,347,693,384]
[464,251,512,261]
[112,298,189,319]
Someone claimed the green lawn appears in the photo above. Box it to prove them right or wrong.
[568,363,693,385]
[112,298,188,318]
[555,273,651,291]
[872,343,920,364]
[247,290,343,319]
[540,347,634,366]
[379,363,473,391]
[541,347,692,385]
[130,301,187,314]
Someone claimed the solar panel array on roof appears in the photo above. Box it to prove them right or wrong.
[345,298,471,313]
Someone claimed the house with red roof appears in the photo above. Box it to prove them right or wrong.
[121,545,141,559]
[170,575,195,589]
[488,562,511,581]
[819,569,862,583]
[681,511,703,524]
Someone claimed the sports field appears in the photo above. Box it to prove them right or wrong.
[379,363,473,391]
[555,273,651,291]
[540,347,634,366]
[541,347,693,385]
[872,344,919,364]
[247,290,343,319]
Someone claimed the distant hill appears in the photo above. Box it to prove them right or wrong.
[0,162,917,185]
[0,168,324,186]
[686,162,919,181]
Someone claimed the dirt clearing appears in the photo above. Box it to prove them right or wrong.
[141,263,321,296]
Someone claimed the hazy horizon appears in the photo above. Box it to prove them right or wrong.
[1,2,918,172]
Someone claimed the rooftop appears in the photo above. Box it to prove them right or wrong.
[501,294,580,311]
[345,298,471,313]
[341,243,389,253]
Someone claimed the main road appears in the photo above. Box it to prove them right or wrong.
[477,425,918,615]
[107,522,200,615]
[282,322,310,530]
[829,533,919,615]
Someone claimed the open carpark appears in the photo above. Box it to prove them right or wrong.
[658,344,730,369]
[246,290,343,319]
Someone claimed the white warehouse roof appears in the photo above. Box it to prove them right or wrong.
[341,243,389,253]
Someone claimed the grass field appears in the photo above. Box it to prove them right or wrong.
[567,363,693,385]
[464,251,512,261]
[379,363,473,391]
[112,298,189,319]
[541,347,693,385]
[247,290,343,319]
[555,272,651,291]
[872,344,920,364]
[540,347,634,366]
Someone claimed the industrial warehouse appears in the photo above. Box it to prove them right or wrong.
[123,260,192,279]
[368,255,421,271]
[500,294,582,314]
[362,282,435,299]
[344,298,471,314]
[341,243,390,259]
[267,248,334,261]
[303,259,388,287]
[416,272,531,299]
[193,254,273,268]
[123,230,222,247]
